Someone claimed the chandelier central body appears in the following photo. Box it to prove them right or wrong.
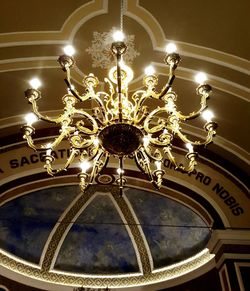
[99,124,143,156]
[22,35,217,193]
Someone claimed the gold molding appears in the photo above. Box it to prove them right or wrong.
[0,248,213,288]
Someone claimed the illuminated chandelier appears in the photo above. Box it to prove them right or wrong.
[22,2,217,194]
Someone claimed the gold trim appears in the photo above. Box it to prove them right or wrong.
[0,249,213,287]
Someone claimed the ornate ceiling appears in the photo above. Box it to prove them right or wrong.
[0,0,249,290]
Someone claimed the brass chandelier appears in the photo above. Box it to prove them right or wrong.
[22,5,217,194]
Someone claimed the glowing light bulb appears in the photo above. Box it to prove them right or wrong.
[80,161,91,172]
[186,143,194,153]
[195,72,207,84]
[113,30,124,41]
[63,45,75,56]
[143,135,151,146]
[202,110,214,122]
[117,168,124,175]
[155,161,161,170]
[144,65,155,75]
[165,43,177,54]
[29,78,41,89]
[119,59,125,67]
[46,143,52,155]
[24,113,38,126]
[93,137,99,146]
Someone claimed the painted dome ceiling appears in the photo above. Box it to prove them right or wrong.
[0,185,210,279]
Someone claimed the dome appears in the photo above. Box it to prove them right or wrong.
[0,184,212,288]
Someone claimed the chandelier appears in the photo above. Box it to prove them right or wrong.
[22,4,217,194]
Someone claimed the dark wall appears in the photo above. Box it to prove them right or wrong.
[159,268,222,291]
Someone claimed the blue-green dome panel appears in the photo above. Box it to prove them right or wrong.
[125,188,211,268]
[55,194,139,274]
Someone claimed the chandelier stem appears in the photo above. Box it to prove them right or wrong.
[119,156,124,196]
[116,53,123,122]
[120,0,125,32]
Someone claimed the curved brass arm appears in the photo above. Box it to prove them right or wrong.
[164,146,197,173]
[23,125,75,151]
[175,125,216,146]
[29,98,68,124]
[144,107,169,134]
[44,148,79,176]
[177,85,212,121]
[73,109,99,135]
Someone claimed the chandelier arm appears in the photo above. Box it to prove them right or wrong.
[78,149,109,191]
[149,137,171,147]
[176,84,212,121]
[44,148,79,176]
[70,137,93,149]
[88,150,108,184]
[175,125,217,146]
[177,97,209,121]
[94,92,110,123]
[104,77,115,96]
[138,147,154,182]
[73,109,99,135]
[164,146,178,168]
[22,132,41,151]
[22,124,74,151]
[79,144,101,162]
[140,147,165,189]
[143,107,169,134]
[164,146,197,173]
[132,90,151,121]
[29,98,68,124]
[133,108,148,126]
[158,69,176,99]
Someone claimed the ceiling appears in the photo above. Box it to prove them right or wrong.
[0,0,249,290]
[0,0,249,175]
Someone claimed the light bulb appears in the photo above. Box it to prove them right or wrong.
[29,78,41,89]
[202,110,214,122]
[165,43,177,54]
[144,65,155,75]
[24,113,38,126]
[93,137,99,146]
[119,59,125,67]
[112,30,124,41]
[80,161,91,172]
[155,161,161,170]
[186,143,194,153]
[63,45,75,56]
[143,135,150,146]
[46,143,52,155]
[117,168,124,175]
[195,72,207,84]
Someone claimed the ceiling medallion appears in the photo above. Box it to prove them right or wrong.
[86,28,140,69]
[22,3,217,195]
